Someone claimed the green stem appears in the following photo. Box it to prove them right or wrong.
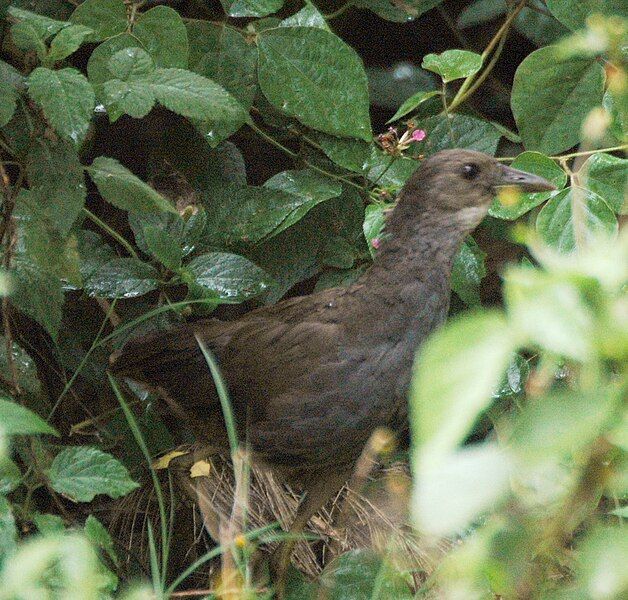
[496,144,628,163]
[247,122,366,192]
[324,2,353,20]
[83,207,139,259]
[448,0,526,112]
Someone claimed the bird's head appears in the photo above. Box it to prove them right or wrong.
[400,149,556,231]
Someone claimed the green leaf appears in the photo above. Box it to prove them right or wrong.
[504,266,594,360]
[27,67,95,145]
[148,68,246,123]
[576,526,628,598]
[143,225,182,271]
[77,230,117,286]
[69,0,127,42]
[84,515,118,566]
[0,458,21,495]
[263,169,342,231]
[84,258,160,299]
[320,549,413,599]
[257,27,372,141]
[132,5,188,69]
[0,496,17,566]
[88,157,176,213]
[413,443,512,535]
[187,23,257,108]
[108,47,154,80]
[451,237,487,306]
[10,21,47,59]
[102,78,156,119]
[365,147,419,187]
[362,203,392,258]
[0,397,59,436]
[415,113,502,156]
[603,90,627,142]
[514,0,569,47]
[46,24,93,64]
[411,310,516,459]
[536,188,618,253]
[492,354,529,400]
[10,253,64,339]
[422,49,483,83]
[511,389,619,461]
[7,6,68,40]
[489,152,567,220]
[185,252,271,301]
[48,446,140,502]
[320,237,355,269]
[25,138,86,235]
[203,184,326,246]
[220,0,284,18]
[583,153,627,214]
[0,82,17,127]
[280,1,329,29]
[546,0,627,31]
[317,135,371,173]
[511,47,605,154]
[387,90,441,123]
[353,0,444,22]
[33,513,65,534]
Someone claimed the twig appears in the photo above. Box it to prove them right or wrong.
[496,144,628,163]
[83,207,139,259]
[324,2,352,20]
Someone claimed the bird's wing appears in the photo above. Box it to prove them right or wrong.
[109,289,345,427]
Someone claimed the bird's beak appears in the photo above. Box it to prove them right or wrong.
[494,164,557,193]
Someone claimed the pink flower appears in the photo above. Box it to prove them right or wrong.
[410,129,426,142]
[371,238,381,249]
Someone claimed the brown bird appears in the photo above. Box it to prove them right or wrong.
[110,149,554,582]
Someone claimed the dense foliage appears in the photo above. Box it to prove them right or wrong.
[0,0,626,598]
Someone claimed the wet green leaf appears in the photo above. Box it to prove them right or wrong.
[451,237,487,306]
[536,188,618,253]
[583,153,627,214]
[69,0,127,42]
[27,67,95,146]
[512,47,604,154]
[258,27,372,141]
[185,252,271,301]
[84,258,160,299]
[46,23,93,64]
[143,225,182,271]
[280,1,329,29]
[220,0,284,18]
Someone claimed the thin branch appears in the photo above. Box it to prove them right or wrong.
[83,207,139,259]
[496,144,628,163]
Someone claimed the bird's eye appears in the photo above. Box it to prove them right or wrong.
[462,163,481,179]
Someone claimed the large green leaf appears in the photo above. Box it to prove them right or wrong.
[187,22,257,108]
[489,152,567,220]
[132,6,188,69]
[422,49,483,83]
[25,138,86,235]
[362,203,393,258]
[0,83,17,128]
[353,0,444,22]
[203,184,326,247]
[220,0,284,18]
[0,397,59,437]
[583,153,627,214]
[546,0,627,31]
[185,252,271,301]
[387,90,441,123]
[536,188,618,253]
[69,0,127,41]
[257,27,371,141]
[280,1,329,29]
[504,266,594,361]
[83,258,160,299]
[451,237,486,306]
[511,47,604,154]
[143,225,182,271]
[415,113,502,156]
[88,157,176,213]
[27,67,95,146]
[263,169,342,230]
[410,310,516,459]
[45,23,93,64]
[10,253,64,339]
[48,446,139,502]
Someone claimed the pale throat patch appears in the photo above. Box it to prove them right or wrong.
[456,206,487,227]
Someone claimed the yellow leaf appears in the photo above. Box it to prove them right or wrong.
[152,450,187,470]
[190,460,211,478]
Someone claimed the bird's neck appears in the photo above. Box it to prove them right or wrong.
[348,205,468,336]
